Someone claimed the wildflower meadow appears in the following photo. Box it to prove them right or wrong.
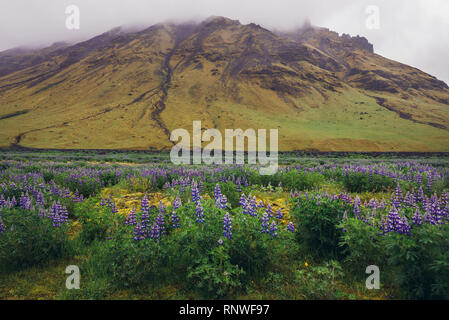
[0,151,448,299]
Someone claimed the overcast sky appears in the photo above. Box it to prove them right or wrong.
[1,0,448,84]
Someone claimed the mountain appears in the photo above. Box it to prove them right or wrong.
[1,16,449,151]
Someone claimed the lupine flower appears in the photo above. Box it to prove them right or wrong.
[191,181,200,204]
[242,201,251,215]
[141,194,150,215]
[384,206,400,233]
[266,204,273,218]
[397,216,410,235]
[125,207,137,226]
[261,213,270,233]
[416,187,425,203]
[269,221,278,238]
[111,201,118,214]
[195,201,205,223]
[173,196,182,210]
[424,211,436,225]
[412,209,422,225]
[0,215,6,234]
[239,193,247,207]
[250,196,258,211]
[171,210,180,228]
[218,238,223,245]
[19,193,32,210]
[236,181,242,193]
[427,172,433,193]
[59,204,69,223]
[275,208,283,220]
[106,195,113,208]
[214,184,222,202]
[150,212,165,242]
[391,184,402,208]
[220,194,229,209]
[287,222,295,233]
[223,213,232,240]
[133,223,145,241]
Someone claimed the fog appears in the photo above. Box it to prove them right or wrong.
[1,0,448,83]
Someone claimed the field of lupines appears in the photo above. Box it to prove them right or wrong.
[0,152,448,299]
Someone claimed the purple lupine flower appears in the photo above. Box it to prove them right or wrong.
[173,196,182,210]
[35,192,46,207]
[261,213,270,233]
[416,187,425,203]
[424,210,436,225]
[427,172,433,194]
[443,203,449,222]
[100,197,106,206]
[0,215,6,234]
[223,213,232,240]
[214,183,222,202]
[397,216,410,235]
[19,193,32,210]
[391,184,403,209]
[287,222,295,233]
[59,204,69,223]
[379,199,387,210]
[385,205,400,233]
[236,181,242,193]
[275,208,283,220]
[106,195,113,208]
[111,201,118,214]
[125,207,137,226]
[266,204,273,218]
[191,180,200,204]
[431,200,443,224]
[269,221,278,238]
[171,209,180,228]
[141,194,150,215]
[220,194,229,209]
[133,223,145,241]
[250,196,258,211]
[242,201,251,215]
[195,201,205,223]
[411,209,422,226]
[403,192,416,207]
[441,191,449,207]
[150,212,165,242]
[239,194,247,207]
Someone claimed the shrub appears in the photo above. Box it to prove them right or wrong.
[0,208,71,273]
[292,196,351,260]
[187,245,245,298]
[383,224,449,299]
[339,217,387,277]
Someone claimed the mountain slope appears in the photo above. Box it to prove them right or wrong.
[1,17,449,151]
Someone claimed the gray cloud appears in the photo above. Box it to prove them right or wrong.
[0,0,448,84]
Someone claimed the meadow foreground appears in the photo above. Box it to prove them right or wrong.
[0,151,448,300]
